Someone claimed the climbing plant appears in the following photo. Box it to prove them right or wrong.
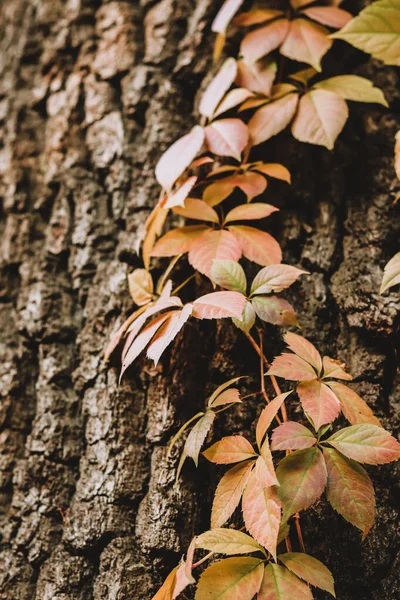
[105,1,400,598]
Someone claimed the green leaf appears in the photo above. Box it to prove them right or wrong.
[276,447,327,521]
[326,424,400,464]
[210,259,247,294]
[258,564,313,600]
[331,0,400,66]
[196,529,265,555]
[314,75,388,106]
[232,300,257,334]
[323,447,375,538]
[278,552,336,597]
[195,557,264,600]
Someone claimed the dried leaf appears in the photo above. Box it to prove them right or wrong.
[314,75,388,106]
[281,19,332,71]
[301,6,352,29]
[267,353,318,381]
[210,259,248,294]
[326,424,400,464]
[326,381,382,426]
[256,392,293,449]
[151,225,210,257]
[155,126,205,191]
[196,528,264,555]
[322,356,352,381]
[250,264,307,295]
[242,469,281,560]
[184,410,216,466]
[225,203,278,223]
[285,332,323,373]
[195,557,264,600]
[258,564,313,600]
[203,435,257,464]
[278,552,336,597]
[323,447,375,538]
[252,296,299,327]
[147,304,193,365]
[173,198,220,223]
[297,380,341,430]
[189,229,242,277]
[199,58,237,118]
[276,447,327,521]
[211,460,255,528]
[380,251,400,293]
[212,0,244,34]
[291,89,349,149]
[205,119,249,160]
[271,422,317,451]
[192,290,247,320]
[229,225,282,266]
[248,93,299,146]
[241,19,290,63]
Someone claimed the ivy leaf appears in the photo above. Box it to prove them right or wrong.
[209,388,241,408]
[236,59,277,96]
[164,176,198,209]
[323,447,375,538]
[210,259,247,294]
[301,6,352,29]
[252,162,291,182]
[250,264,307,296]
[214,88,255,118]
[297,380,341,430]
[196,528,265,555]
[203,435,257,464]
[241,19,290,63]
[322,356,352,381]
[242,469,281,560]
[205,118,249,160]
[314,75,388,106]
[326,424,400,464]
[267,354,318,381]
[224,203,279,223]
[248,93,299,146]
[232,300,257,334]
[258,564,313,600]
[147,304,193,365]
[256,392,293,449]
[252,296,299,327]
[155,126,205,191]
[173,198,220,223]
[195,557,264,600]
[331,0,400,66]
[199,58,237,118]
[278,552,336,597]
[192,290,247,320]
[128,269,154,306]
[281,19,332,71]
[276,447,327,521]
[255,439,279,487]
[380,251,400,293]
[291,89,349,149]
[151,225,210,257]
[204,171,267,205]
[212,0,245,34]
[184,410,216,467]
[228,225,282,266]
[271,422,317,451]
[208,376,245,406]
[285,332,323,373]
[189,229,242,277]
[211,460,255,528]
[326,381,381,426]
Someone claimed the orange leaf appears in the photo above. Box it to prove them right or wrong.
[151,566,179,600]
[128,269,154,306]
[203,179,236,206]
[155,126,205,191]
[271,421,316,451]
[291,89,349,149]
[229,225,282,266]
[322,356,352,380]
[199,58,237,118]
[256,392,293,449]
[203,435,257,464]
[104,305,149,362]
[281,19,332,71]
[147,304,193,365]
[225,203,278,223]
[209,387,241,408]
[242,469,281,560]
[205,118,249,160]
[164,176,198,209]
[301,6,352,29]
[192,290,247,320]
[297,380,341,430]
[284,331,322,373]
[211,460,255,528]
[248,93,299,146]
[189,229,242,276]
[326,381,382,427]
[226,171,269,201]
[258,564,313,600]
[252,162,291,182]
[267,353,318,381]
[173,538,196,599]
[142,205,169,269]
[151,225,210,257]
[173,198,220,223]
[395,130,400,179]
[235,59,277,96]
[235,9,285,26]
[241,19,290,63]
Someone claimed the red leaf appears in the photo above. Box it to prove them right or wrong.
[203,435,257,464]
[205,118,249,160]
[199,58,237,118]
[256,392,293,449]
[280,19,332,71]
[212,0,245,34]
[229,225,282,266]
[151,225,210,257]
[155,126,205,191]
[242,469,281,560]
[211,460,254,528]
[225,203,278,223]
[326,424,400,465]
[284,332,322,373]
[248,93,299,146]
[235,59,277,96]
[297,380,341,430]
[192,290,247,320]
[326,381,381,427]
[241,19,290,63]
[271,421,317,451]
[189,229,242,277]
[301,6,352,29]
[173,198,220,223]
[147,304,193,365]
[267,353,318,381]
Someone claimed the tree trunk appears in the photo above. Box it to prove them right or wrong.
[0,1,399,599]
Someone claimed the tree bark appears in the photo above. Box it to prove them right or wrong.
[0,1,399,599]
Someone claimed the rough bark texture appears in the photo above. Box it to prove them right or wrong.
[0,1,399,599]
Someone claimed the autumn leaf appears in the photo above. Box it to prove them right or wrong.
[258,564,313,600]
[192,290,247,320]
[210,259,247,294]
[323,447,375,538]
[203,435,257,464]
[380,251,400,293]
[248,93,299,146]
[173,198,219,223]
[252,162,291,183]
[326,424,400,464]
[151,566,179,600]
[331,0,400,66]
[314,75,388,106]
[322,356,352,381]
[235,9,285,27]
[151,225,210,257]
[235,59,277,96]
[242,469,281,560]
[211,460,255,528]
[395,130,400,179]
[205,118,249,160]
[147,304,193,365]
[291,89,349,149]
[278,552,336,597]
[199,58,237,118]
[228,225,282,266]
[326,381,381,426]
[209,388,241,408]
[232,300,257,334]
[267,353,318,381]
[155,126,205,191]
[208,376,245,406]
[212,0,244,34]
[164,176,198,209]
[255,439,279,487]
[184,411,216,467]
[256,392,293,449]
[189,229,242,277]
[281,19,332,71]
[297,380,341,430]
[104,304,149,362]
[128,269,154,306]
[276,447,327,521]
[250,264,307,296]
[196,528,265,555]
[302,6,352,29]
[204,171,268,205]
[214,88,255,117]
[271,422,317,451]
[285,331,323,373]
[224,203,279,223]
[195,557,264,600]
[241,19,290,63]
[251,296,299,327]
[173,538,196,599]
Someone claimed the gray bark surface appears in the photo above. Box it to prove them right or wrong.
[0,1,399,599]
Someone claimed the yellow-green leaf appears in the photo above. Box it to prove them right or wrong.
[258,564,313,600]
[314,75,388,106]
[196,528,265,555]
[195,557,264,600]
[278,552,336,596]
